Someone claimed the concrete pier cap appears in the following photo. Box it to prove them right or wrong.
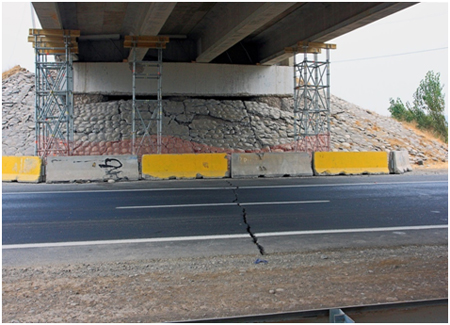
[74,62,293,97]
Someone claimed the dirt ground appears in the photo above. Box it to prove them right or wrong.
[2,244,447,323]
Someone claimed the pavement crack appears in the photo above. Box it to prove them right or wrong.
[227,181,265,255]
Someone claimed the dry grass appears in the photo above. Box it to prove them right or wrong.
[370,125,382,132]
[386,137,408,148]
[401,121,447,145]
[2,65,26,80]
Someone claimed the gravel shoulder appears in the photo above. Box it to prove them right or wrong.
[2,244,447,322]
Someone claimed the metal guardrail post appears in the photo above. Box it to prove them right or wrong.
[329,308,355,323]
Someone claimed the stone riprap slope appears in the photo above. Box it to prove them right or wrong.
[2,68,448,167]
[2,69,35,156]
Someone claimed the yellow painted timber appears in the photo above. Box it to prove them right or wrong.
[124,35,169,48]
[29,29,80,37]
[296,41,337,50]
[124,42,167,49]
[31,41,78,48]
[313,152,389,175]
[35,48,79,54]
[2,156,42,183]
[142,153,229,179]
[28,36,78,43]
[285,47,322,54]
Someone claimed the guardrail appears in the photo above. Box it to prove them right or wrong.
[176,298,447,323]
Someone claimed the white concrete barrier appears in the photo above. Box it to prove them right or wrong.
[46,155,139,182]
[389,151,413,174]
[231,152,312,178]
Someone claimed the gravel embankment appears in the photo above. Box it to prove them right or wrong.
[2,245,447,322]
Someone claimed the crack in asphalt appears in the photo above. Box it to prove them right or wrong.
[228,181,265,255]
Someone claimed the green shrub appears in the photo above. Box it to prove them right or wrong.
[388,71,448,143]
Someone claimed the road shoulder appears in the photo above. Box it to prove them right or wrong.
[2,242,447,322]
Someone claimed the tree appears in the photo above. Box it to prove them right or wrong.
[413,71,447,142]
[413,71,445,118]
[388,71,448,143]
[388,98,413,122]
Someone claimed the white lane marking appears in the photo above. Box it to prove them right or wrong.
[2,187,237,195]
[238,180,448,190]
[256,225,448,238]
[243,200,330,206]
[3,225,447,250]
[115,200,330,209]
[2,180,447,195]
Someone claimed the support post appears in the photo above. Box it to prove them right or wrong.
[29,29,79,159]
[125,36,169,157]
[290,42,335,155]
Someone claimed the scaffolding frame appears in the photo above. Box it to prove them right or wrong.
[28,29,79,158]
[124,36,169,156]
[290,42,336,154]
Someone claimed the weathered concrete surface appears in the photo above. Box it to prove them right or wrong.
[231,152,312,178]
[142,153,229,179]
[313,152,389,175]
[46,155,139,183]
[2,156,42,183]
[74,62,292,97]
[33,3,414,65]
[389,150,413,174]
[4,69,448,169]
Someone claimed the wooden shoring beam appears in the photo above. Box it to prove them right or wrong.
[34,48,79,54]
[296,41,337,51]
[27,36,78,44]
[285,42,336,55]
[285,47,322,54]
[124,35,169,49]
[29,28,80,37]
[34,49,79,54]
[28,29,80,55]
[30,41,78,48]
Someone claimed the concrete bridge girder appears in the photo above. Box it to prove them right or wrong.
[127,3,177,62]
[32,2,416,66]
[194,2,297,63]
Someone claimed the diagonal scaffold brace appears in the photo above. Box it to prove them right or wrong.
[286,41,336,155]
[28,28,80,159]
[124,35,169,157]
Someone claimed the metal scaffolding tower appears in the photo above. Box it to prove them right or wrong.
[124,36,169,156]
[288,42,336,154]
[28,29,79,158]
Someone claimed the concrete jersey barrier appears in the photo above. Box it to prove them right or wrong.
[231,152,313,178]
[389,151,413,174]
[142,153,229,179]
[313,151,389,175]
[46,155,139,182]
[2,156,42,183]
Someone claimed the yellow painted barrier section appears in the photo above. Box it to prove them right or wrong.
[2,156,42,182]
[313,152,389,175]
[142,153,229,179]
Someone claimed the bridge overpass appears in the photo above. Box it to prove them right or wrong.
[27,2,416,159]
[31,2,415,97]
[33,2,414,66]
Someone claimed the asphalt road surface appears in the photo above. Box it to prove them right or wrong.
[3,174,447,249]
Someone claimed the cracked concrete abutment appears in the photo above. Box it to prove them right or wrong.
[228,181,265,255]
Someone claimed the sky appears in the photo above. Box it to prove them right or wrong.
[1,2,448,117]
[324,1,448,117]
